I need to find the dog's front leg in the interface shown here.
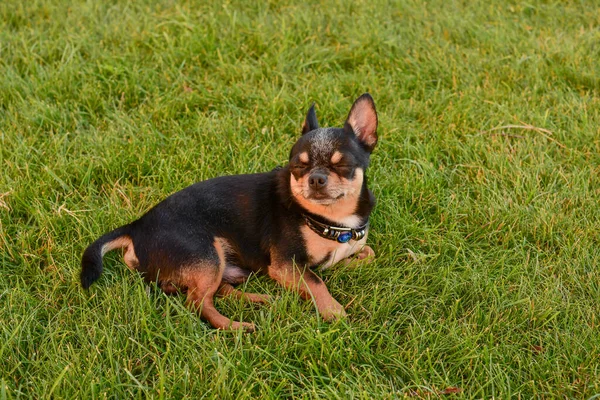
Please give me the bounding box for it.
[268,261,346,321]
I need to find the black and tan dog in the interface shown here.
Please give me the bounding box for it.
[81,93,378,331]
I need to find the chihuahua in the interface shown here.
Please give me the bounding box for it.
[81,93,378,331]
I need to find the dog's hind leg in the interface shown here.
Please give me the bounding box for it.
[184,238,255,332]
[216,283,271,304]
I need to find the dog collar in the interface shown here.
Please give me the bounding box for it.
[302,214,368,243]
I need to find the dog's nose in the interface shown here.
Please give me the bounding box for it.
[309,173,328,189]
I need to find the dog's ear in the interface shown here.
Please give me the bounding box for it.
[302,103,319,135]
[344,93,378,152]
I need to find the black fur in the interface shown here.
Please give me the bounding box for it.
[81,225,130,288]
[302,103,319,134]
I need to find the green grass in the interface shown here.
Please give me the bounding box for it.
[1,0,600,397]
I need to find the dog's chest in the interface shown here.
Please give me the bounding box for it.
[301,225,368,269]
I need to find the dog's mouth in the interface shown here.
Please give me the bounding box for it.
[290,173,348,206]
[306,191,344,204]
[309,192,329,200]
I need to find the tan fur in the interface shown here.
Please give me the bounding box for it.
[301,225,369,269]
[330,151,343,164]
[347,99,378,148]
[217,283,270,304]
[268,257,346,321]
[102,236,139,270]
[183,238,255,331]
[299,151,309,163]
[290,169,364,226]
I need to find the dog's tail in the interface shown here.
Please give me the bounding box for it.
[80,225,131,289]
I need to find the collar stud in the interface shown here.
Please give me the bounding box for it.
[303,214,368,243]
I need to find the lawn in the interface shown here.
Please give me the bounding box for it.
[1,0,599,398]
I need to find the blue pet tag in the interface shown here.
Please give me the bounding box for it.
[337,232,353,243]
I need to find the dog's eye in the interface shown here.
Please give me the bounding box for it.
[292,163,308,170]
[334,164,354,174]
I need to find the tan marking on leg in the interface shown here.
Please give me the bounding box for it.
[217,283,271,304]
[183,239,255,332]
[123,242,139,270]
[268,258,346,321]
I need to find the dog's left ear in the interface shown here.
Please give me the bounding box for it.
[344,93,378,152]
[302,103,319,134]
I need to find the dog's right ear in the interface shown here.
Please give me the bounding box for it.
[301,103,319,134]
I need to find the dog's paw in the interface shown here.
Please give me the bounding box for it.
[241,322,256,332]
[239,322,257,332]
[342,245,376,267]
[356,245,375,261]
[319,299,348,321]
[226,321,256,332]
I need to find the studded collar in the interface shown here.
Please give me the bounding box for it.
[302,213,368,243]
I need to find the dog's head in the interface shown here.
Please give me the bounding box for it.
[288,93,378,209]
